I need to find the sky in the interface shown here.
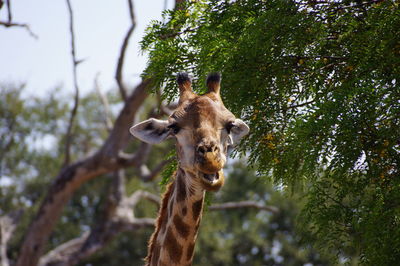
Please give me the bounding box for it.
[0,0,174,97]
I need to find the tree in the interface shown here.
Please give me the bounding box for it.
[141,0,400,264]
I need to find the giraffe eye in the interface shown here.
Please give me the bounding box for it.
[168,123,180,134]
[225,122,234,134]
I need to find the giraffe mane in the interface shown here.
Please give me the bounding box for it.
[145,177,175,265]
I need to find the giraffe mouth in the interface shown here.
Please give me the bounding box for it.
[199,170,225,191]
[201,172,219,183]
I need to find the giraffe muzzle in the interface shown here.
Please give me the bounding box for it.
[197,150,225,174]
[199,170,225,191]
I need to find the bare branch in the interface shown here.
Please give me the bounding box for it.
[0,21,38,39]
[127,0,135,24]
[0,0,38,39]
[125,190,161,207]
[117,141,152,167]
[94,74,113,131]
[6,0,11,22]
[115,0,137,101]
[209,201,279,214]
[63,0,80,167]
[100,79,150,158]
[39,232,90,266]
[137,159,171,182]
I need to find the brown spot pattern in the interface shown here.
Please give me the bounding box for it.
[192,199,203,221]
[182,206,187,216]
[173,214,190,239]
[186,242,195,261]
[165,228,183,263]
[160,212,168,234]
[176,172,187,202]
[146,181,174,265]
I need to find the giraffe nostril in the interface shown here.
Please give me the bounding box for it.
[197,143,219,156]
[197,146,206,154]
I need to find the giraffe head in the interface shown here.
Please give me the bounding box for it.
[130,73,249,191]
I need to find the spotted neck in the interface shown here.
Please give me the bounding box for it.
[146,168,205,266]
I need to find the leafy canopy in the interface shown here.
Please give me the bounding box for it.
[141,0,400,264]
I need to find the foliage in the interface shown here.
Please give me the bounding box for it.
[141,0,400,264]
[159,149,177,186]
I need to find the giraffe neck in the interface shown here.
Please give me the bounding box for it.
[146,168,205,266]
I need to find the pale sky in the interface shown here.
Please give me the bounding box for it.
[0,0,174,97]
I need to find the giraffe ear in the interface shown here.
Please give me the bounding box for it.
[229,119,250,144]
[129,118,170,144]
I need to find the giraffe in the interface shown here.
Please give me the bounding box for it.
[129,72,249,266]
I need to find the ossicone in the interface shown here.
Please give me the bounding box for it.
[176,72,194,103]
[177,72,192,85]
[206,72,221,94]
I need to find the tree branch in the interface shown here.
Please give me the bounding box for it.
[117,141,151,167]
[63,0,80,167]
[125,190,161,207]
[115,0,137,102]
[6,0,11,22]
[137,159,171,182]
[38,232,90,266]
[0,21,38,39]
[94,74,113,132]
[0,0,38,39]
